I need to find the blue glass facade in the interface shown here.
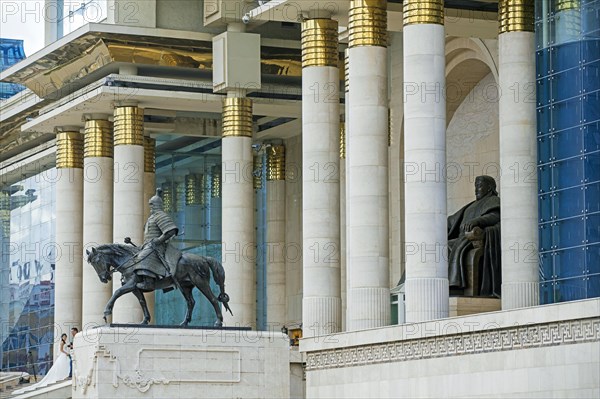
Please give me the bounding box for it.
[0,39,26,99]
[153,136,224,326]
[536,0,600,303]
[1,171,56,375]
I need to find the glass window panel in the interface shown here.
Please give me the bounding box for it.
[553,157,584,188]
[584,121,600,152]
[582,61,600,93]
[540,222,553,251]
[539,165,553,193]
[554,127,584,159]
[552,42,581,72]
[588,244,600,274]
[539,194,552,222]
[587,274,600,298]
[553,97,582,130]
[586,182,600,213]
[540,281,555,304]
[540,251,554,279]
[537,77,551,106]
[553,216,585,248]
[537,105,552,135]
[553,68,582,102]
[555,277,587,301]
[554,247,586,278]
[581,38,600,63]
[586,213,600,243]
[581,2,600,38]
[582,91,600,122]
[538,134,553,163]
[537,48,552,76]
[584,151,600,182]
[554,186,585,219]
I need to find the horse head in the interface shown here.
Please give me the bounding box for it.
[86,246,112,284]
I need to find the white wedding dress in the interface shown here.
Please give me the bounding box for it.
[12,350,70,395]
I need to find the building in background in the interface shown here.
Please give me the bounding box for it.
[0,39,26,99]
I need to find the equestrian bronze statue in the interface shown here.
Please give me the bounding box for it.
[86,189,232,327]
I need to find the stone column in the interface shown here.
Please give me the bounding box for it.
[82,118,114,328]
[143,136,156,321]
[266,145,286,328]
[112,105,145,323]
[301,17,341,337]
[341,50,348,331]
[222,95,255,327]
[498,0,539,309]
[55,128,83,355]
[403,0,449,323]
[346,0,390,330]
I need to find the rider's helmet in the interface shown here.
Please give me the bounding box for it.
[149,188,164,210]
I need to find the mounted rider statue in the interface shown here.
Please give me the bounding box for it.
[129,188,180,291]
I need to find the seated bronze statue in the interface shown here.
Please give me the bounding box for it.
[448,175,501,297]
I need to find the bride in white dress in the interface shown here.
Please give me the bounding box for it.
[13,333,71,395]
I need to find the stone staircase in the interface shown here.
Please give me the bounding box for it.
[0,374,72,399]
[0,373,30,399]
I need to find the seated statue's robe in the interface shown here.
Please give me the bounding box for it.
[447,194,501,296]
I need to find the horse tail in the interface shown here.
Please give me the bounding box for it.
[208,258,233,316]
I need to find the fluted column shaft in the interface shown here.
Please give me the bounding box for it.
[266,146,287,328]
[112,106,145,323]
[301,18,341,337]
[82,119,114,328]
[498,0,539,309]
[222,96,256,327]
[346,0,390,330]
[403,0,449,323]
[55,130,83,356]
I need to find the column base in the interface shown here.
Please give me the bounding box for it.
[405,278,449,323]
[347,287,390,331]
[303,296,342,337]
[501,281,539,310]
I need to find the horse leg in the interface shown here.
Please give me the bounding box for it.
[179,284,195,327]
[194,277,223,328]
[132,289,151,325]
[103,278,137,323]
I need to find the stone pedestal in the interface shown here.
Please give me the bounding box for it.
[72,326,290,399]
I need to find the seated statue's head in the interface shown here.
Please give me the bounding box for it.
[149,188,164,213]
[475,175,498,200]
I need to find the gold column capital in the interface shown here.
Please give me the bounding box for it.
[267,145,286,181]
[403,0,444,26]
[499,0,534,34]
[344,50,349,92]
[556,0,580,11]
[185,174,205,206]
[56,131,84,169]
[349,0,387,48]
[84,119,113,158]
[222,97,253,138]
[113,106,144,146]
[301,18,339,68]
[211,166,222,198]
[144,137,156,173]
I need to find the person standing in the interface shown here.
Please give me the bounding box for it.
[68,327,78,378]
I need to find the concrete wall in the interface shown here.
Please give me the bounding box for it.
[446,72,500,214]
[301,299,600,398]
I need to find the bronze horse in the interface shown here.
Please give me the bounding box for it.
[86,244,232,326]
